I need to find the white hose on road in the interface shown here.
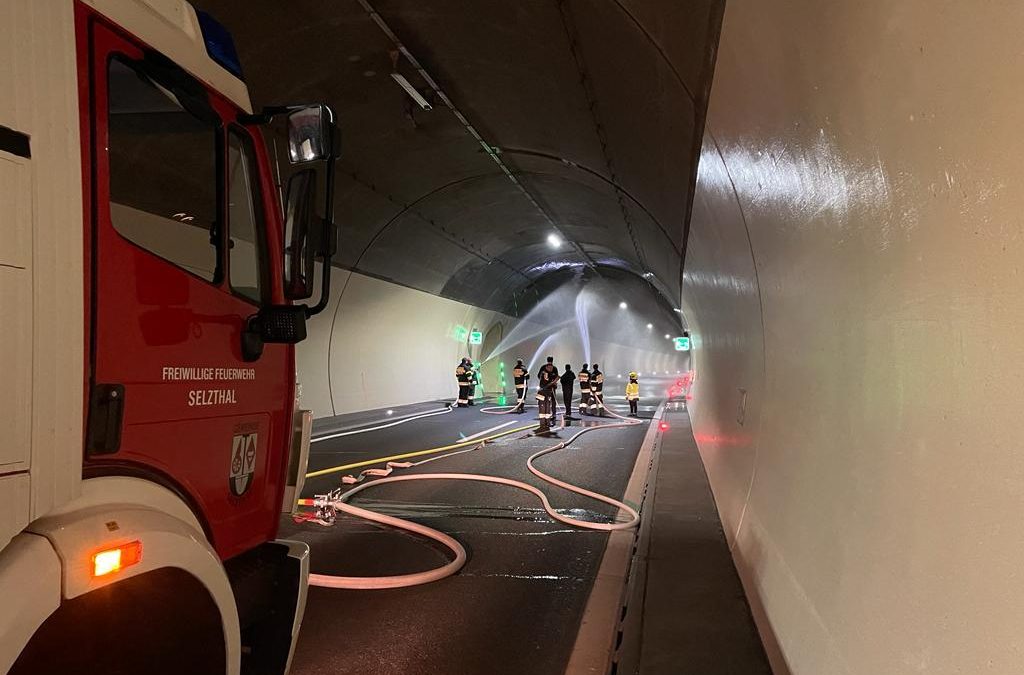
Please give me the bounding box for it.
[302,394,645,590]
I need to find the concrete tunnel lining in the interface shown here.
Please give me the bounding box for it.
[191,0,721,316]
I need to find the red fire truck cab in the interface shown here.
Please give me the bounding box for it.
[0,1,335,672]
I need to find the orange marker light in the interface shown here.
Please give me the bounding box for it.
[92,541,142,578]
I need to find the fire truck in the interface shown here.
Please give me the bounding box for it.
[0,1,337,672]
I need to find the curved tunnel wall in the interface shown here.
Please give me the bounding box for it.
[297,270,506,417]
[297,271,686,418]
[684,2,1024,673]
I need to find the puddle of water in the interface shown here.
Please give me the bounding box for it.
[457,573,586,582]
[349,499,628,524]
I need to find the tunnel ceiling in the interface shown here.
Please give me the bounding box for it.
[194,0,724,316]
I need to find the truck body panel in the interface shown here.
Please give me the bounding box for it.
[80,11,294,558]
[0,1,319,668]
[0,0,85,546]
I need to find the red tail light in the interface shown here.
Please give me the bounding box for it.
[658,421,670,432]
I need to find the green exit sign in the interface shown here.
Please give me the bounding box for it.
[674,336,690,351]
[469,329,483,345]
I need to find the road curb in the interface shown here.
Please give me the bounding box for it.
[564,401,667,675]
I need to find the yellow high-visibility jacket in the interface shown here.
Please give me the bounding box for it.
[625,381,640,400]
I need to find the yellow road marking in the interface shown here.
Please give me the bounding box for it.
[305,422,538,479]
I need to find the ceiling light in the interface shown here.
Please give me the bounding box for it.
[619,302,628,309]
[646,323,653,329]
[664,334,671,339]
[547,233,562,248]
[643,272,654,278]
[673,308,682,313]
[391,73,432,110]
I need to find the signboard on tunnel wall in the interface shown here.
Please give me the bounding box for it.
[469,329,483,345]
[674,336,690,351]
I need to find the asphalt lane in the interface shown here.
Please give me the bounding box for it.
[283,389,664,675]
[303,402,535,498]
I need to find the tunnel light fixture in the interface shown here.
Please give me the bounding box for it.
[673,308,681,313]
[619,302,628,310]
[643,272,654,278]
[547,233,562,248]
[391,72,433,110]
[646,323,653,329]
[664,334,671,339]
[386,409,394,416]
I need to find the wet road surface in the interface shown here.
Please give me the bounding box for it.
[283,394,662,675]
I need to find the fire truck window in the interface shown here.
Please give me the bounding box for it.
[227,130,266,304]
[106,57,219,282]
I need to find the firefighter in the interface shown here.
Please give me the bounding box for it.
[512,358,529,412]
[578,363,591,415]
[455,358,470,407]
[560,364,576,420]
[626,371,640,416]
[536,356,559,431]
[590,362,605,416]
[466,357,478,406]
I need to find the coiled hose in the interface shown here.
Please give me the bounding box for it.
[298,393,641,590]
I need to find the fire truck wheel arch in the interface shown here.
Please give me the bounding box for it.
[2,477,243,673]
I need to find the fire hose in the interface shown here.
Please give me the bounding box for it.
[296,392,642,590]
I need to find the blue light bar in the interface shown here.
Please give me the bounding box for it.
[195,10,244,80]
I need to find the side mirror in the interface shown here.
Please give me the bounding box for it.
[283,169,316,300]
[241,305,308,362]
[287,106,330,163]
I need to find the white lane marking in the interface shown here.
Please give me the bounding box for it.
[312,406,454,443]
[459,420,518,442]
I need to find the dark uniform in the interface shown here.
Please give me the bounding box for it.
[590,363,605,416]
[466,358,478,406]
[560,365,576,418]
[578,364,591,415]
[536,358,559,429]
[455,359,470,407]
[512,359,529,411]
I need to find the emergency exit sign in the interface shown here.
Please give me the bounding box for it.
[674,336,690,351]
[469,329,483,345]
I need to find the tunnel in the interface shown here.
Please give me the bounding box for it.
[68,0,1019,673]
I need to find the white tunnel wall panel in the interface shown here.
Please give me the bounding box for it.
[298,271,687,418]
[297,270,505,417]
[685,2,1024,674]
[681,136,765,547]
